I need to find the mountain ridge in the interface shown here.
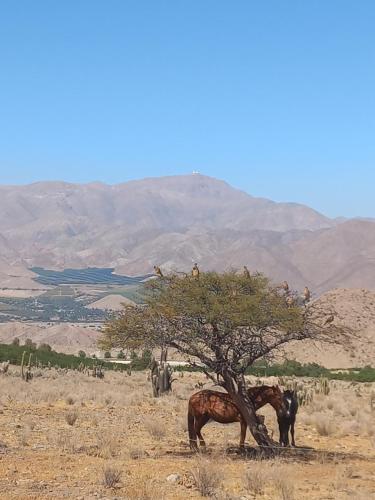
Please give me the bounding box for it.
[0,174,374,292]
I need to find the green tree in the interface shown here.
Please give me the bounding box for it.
[104,351,111,359]
[100,271,347,449]
[24,338,36,349]
[117,350,125,359]
[78,350,86,359]
[39,343,52,352]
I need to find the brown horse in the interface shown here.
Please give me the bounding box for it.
[188,385,285,450]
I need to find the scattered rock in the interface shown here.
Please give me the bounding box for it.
[166,473,181,483]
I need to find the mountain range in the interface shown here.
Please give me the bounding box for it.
[0,174,375,293]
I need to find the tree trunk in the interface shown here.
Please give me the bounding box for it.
[222,371,276,450]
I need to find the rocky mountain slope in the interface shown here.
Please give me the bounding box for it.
[0,322,100,355]
[0,174,375,292]
[283,288,375,368]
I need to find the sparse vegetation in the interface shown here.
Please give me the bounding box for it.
[144,416,166,440]
[0,362,373,498]
[274,472,295,500]
[102,465,121,488]
[65,408,78,426]
[0,342,117,371]
[315,417,335,436]
[244,463,268,495]
[191,457,221,496]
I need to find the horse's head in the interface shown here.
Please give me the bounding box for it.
[248,385,287,416]
[269,385,287,417]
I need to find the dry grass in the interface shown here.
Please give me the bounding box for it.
[17,429,30,447]
[65,408,78,426]
[124,477,156,499]
[0,368,374,499]
[144,416,166,440]
[274,475,295,500]
[190,457,222,497]
[95,431,118,458]
[314,417,335,436]
[102,465,122,488]
[244,462,268,495]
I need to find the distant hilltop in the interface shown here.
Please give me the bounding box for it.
[0,174,375,292]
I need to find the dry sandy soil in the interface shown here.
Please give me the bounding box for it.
[0,369,374,499]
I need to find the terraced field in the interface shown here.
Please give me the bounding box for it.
[31,267,153,286]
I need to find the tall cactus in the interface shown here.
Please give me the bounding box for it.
[318,377,330,396]
[150,356,173,397]
[21,351,33,382]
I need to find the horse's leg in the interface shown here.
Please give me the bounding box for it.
[195,415,209,448]
[278,419,284,446]
[188,403,198,451]
[291,419,296,447]
[239,418,247,448]
[278,419,289,446]
[285,422,290,446]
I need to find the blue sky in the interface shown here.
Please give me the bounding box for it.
[0,1,374,217]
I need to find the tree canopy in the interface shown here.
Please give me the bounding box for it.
[100,270,348,448]
[100,271,341,372]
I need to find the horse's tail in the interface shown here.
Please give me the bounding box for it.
[187,399,197,451]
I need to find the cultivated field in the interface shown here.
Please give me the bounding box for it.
[0,369,374,499]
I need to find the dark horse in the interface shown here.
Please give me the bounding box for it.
[188,385,285,450]
[278,390,298,446]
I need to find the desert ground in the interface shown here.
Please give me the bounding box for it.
[0,368,374,499]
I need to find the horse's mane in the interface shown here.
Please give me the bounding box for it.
[247,385,275,399]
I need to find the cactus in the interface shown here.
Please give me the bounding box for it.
[318,377,330,396]
[296,387,314,406]
[0,360,9,374]
[91,363,104,379]
[370,392,375,412]
[150,357,173,397]
[21,351,33,382]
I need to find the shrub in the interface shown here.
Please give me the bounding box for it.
[12,338,20,346]
[274,476,295,500]
[191,458,221,497]
[65,409,78,426]
[39,343,52,352]
[315,417,334,436]
[78,350,86,358]
[130,350,152,370]
[95,432,118,458]
[102,465,121,488]
[144,417,166,440]
[24,338,37,349]
[117,350,125,359]
[104,351,111,359]
[244,464,268,495]
[128,446,148,460]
